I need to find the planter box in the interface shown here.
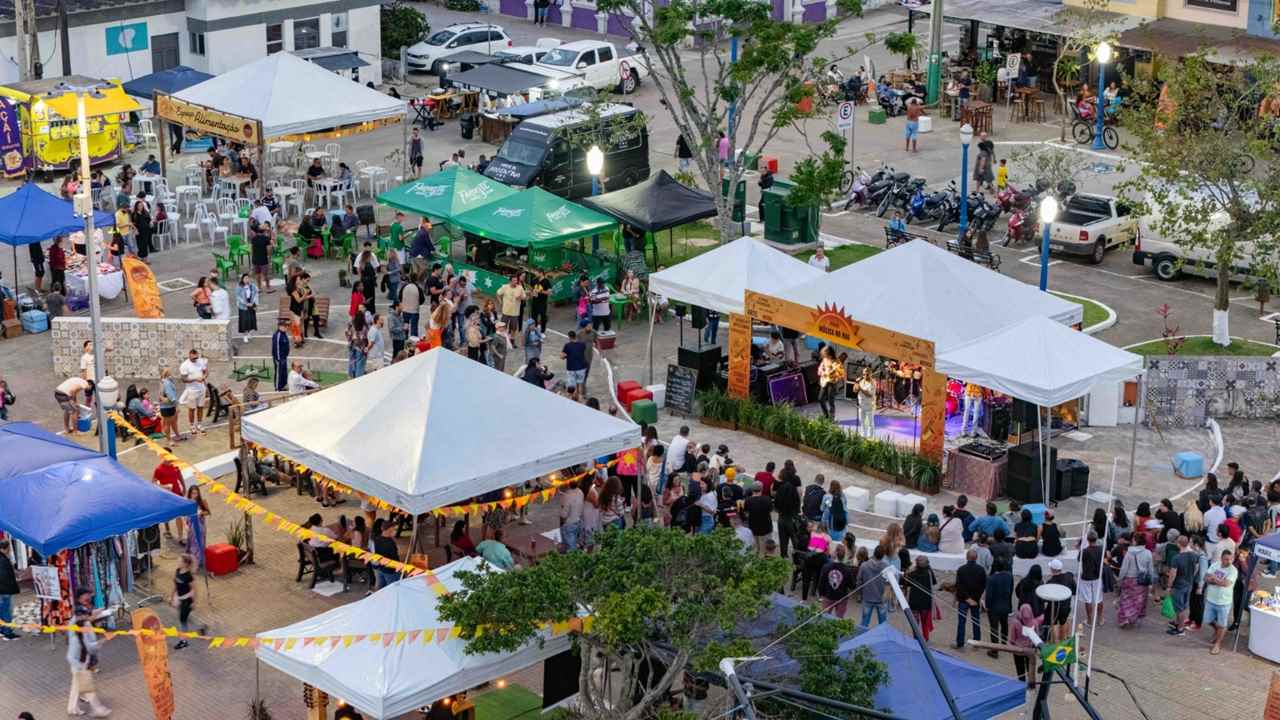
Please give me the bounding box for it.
[702,418,737,431]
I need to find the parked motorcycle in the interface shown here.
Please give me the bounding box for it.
[935,189,984,233]
[843,165,891,209]
[870,171,910,216]
[877,175,921,218]
[960,196,1001,250]
[1005,203,1039,246]
[907,181,955,225]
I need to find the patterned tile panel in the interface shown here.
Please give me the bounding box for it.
[51,317,231,379]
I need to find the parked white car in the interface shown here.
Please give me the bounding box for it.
[406,23,512,74]
[1046,193,1139,264]
[533,40,649,94]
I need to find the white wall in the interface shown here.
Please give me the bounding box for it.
[203,23,267,74]
[0,13,187,85]
[347,4,381,85]
[190,0,330,22]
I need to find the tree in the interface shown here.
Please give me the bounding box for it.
[884,31,920,71]
[755,607,888,719]
[1007,144,1089,196]
[593,0,873,242]
[1049,0,1116,142]
[1118,53,1280,345]
[381,1,427,59]
[437,527,790,720]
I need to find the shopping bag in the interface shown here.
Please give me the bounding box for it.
[1160,595,1175,620]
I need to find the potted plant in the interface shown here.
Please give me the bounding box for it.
[226,518,249,566]
[974,61,998,102]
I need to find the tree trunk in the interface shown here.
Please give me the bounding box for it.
[1213,255,1231,346]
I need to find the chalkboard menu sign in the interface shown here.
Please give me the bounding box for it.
[622,250,649,278]
[665,363,698,416]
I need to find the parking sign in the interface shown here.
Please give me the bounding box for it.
[835,101,854,131]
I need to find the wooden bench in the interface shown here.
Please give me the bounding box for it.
[884,227,932,248]
[945,239,1002,272]
[275,294,332,328]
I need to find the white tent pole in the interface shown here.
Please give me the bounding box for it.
[1127,372,1143,487]
[1083,457,1117,685]
[646,291,657,386]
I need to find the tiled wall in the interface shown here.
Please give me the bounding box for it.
[51,317,231,380]
[1144,356,1280,427]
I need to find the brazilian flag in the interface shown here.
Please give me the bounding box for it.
[1039,638,1076,670]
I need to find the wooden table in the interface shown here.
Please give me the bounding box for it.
[481,114,519,144]
[1011,86,1038,122]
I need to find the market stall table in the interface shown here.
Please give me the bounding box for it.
[1250,597,1280,663]
[67,262,125,300]
[943,448,1007,499]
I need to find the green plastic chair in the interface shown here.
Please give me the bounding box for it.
[227,235,249,267]
[271,246,286,276]
[212,251,236,282]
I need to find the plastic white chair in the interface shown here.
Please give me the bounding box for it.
[153,219,175,251]
[139,119,157,149]
[184,206,206,244]
[371,168,390,196]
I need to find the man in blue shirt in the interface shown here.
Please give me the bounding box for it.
[561,330,589,401]
[271,317,290,391]
[969,501,1010,539]
[140,154,161,174]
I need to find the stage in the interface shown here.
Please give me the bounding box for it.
[801,398,970,450]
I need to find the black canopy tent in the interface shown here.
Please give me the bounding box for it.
[446,63,553,96]
[579,170,717,266]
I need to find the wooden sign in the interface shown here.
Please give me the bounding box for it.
[122,256,164,318]
[665,364,698,416]
[726,312,752,399]
[155,94,260,145]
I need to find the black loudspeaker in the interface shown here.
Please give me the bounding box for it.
[689,305,707,330]
[986,404,1012,443]
[356,205,375,225]
[1006,442,1058,503]
[1057,459,1090,497]
[137,525,161,554]
[678,345,722,389]
[674,304,687,318]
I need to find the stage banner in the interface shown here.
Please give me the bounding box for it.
[155,94,260,145]
[132,608,176,720]
[122,256,165,318]
[727,312,752,399]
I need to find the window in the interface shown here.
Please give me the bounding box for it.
[266,23,283,54]
[578,50,598,67]
[189,31,205,56]
[488,30,505,43]
[331,12,348,49]
[597,45,613,62]
[294,17,320,51]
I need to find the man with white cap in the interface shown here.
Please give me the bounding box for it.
[1046,558,1074,642]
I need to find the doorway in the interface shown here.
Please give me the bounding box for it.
[151,32,179,71]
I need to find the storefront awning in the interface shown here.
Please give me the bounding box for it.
[40,84,141,118]
[1117,18,1280,64]
[308,51,370,72]
[912,0,1143,38]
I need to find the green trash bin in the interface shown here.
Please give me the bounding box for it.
[721,177,746,223]
[762,179,807,245]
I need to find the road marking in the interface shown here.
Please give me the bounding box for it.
[1019,255,1062,268]
[1093,268,1150,280]
[1262,312,1280,322]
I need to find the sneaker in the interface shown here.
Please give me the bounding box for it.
[0,634,15,641]
[174,640,189,650]
[1166,627,1186,637]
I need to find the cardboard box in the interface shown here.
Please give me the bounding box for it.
[1,298,15,321]
[1,319,22,339]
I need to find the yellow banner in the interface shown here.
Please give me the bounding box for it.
[155,94,260,145]
[131,608,176,720]
[122,256,165,318]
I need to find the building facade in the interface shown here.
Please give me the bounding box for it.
[0,0,382,86]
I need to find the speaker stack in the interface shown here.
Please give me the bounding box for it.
[678,345,722,390]
[1006,442,1059,504]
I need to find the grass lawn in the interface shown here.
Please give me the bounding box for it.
[471,685,571,719]
[798,243,882,270]
[649,220,722,267]
[313,370,348,387]
[1049,292,1110,330]
[1126,336,1278,356]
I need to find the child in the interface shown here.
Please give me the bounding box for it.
[996,158,1009,191]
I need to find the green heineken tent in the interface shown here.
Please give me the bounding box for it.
[376,167,516,222]
[451,186,619,249]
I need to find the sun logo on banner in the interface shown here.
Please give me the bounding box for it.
[809,303,862,349]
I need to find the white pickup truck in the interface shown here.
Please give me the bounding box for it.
[525,40,650,94]
[1047,194,1140,264]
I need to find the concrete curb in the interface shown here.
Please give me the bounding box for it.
[1050,291,1117,335]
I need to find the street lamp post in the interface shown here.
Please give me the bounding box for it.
[51,81,110,452]
[1092,41,1112,151]
[1038,196,1059,292]
[587,144,604,252]
[957,123,973,245]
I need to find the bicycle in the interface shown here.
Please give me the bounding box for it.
[1070,103,1119,150]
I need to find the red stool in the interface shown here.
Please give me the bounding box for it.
[205,543,239,576]
[763,156,779,174]
[617,380,642,401]
[621,387,653,412]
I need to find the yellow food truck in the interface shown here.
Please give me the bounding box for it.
[0,75,141,173]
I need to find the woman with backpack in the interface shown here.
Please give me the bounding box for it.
[821,479,848,542]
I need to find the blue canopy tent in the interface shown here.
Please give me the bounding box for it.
[0,183,116,298]
[834,624,1027,720]
[0,422,196,556]
[121,66,213,101]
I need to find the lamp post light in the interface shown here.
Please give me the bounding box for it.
[1092,41,1112,151]
[957,123,973,245]
[1038,195,1059,292]
[587,144,604,252]
[49,80,110,453]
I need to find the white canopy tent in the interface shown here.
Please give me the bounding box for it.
[777,240,1083,353]
[935,316,1143,407]
[256,557,572,719]
[647,236,825,316]
[242,348,640,514]
[171,52,406,137]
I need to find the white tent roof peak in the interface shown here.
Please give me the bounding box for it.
[241,348,640,513]
[777,239,1082,353]
[172,52,405,137]
[935,315,1143,407]
[256,557,572,719]
[647,236,825,316]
